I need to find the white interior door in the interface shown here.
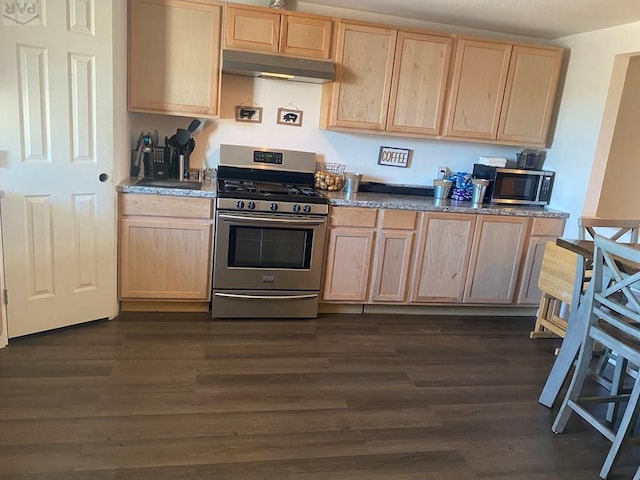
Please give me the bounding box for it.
[0,1,117,338]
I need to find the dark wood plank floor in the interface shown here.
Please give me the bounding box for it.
[0,313,637,479]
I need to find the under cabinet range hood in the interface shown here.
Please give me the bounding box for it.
[222,50,335,84]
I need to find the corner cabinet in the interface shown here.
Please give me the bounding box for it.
[128,0,223,117]
[444,37,563,146]
[119,194,214,301]
[225,4,333,59]
[321,21,453,134]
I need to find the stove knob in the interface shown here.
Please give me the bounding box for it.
[293,204,301,213]
[270,202,278,211]
[236,200,245,209]
[247,201,256,210]
[303,205,312,213]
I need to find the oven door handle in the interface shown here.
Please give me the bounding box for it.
[214,292,319,300]
[218,213,326,227]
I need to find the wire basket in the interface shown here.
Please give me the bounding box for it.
[517,149,546,170]
[314,162,346,191]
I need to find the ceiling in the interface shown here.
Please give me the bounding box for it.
[299,0,640,39]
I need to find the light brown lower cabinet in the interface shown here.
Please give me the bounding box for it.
[516,217,567,304]
[410,212,476,303]
[369,210,416,303]
[322,207,376,302]
[323,206,565,307]
[119,194,214,301]
[463,215,529,304]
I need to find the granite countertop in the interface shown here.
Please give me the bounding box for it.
[116,179,569,219]
[117,177,217,198]
[323,191,569,218]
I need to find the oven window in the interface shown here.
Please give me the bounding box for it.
[228,226,313,269]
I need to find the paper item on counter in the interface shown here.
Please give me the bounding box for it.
[478,156,507,167]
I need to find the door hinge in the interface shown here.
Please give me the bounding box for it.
[2,288,6,305]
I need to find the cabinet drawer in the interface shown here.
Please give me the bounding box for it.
[120,194,213,219]
[531,217,565,236]
[330,207,377,228]
[378,209,417,230]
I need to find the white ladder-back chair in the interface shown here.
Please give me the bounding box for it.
[578,217,640,243]
[552,235,640,479]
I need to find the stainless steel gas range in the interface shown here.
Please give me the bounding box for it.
[211,145,329,319]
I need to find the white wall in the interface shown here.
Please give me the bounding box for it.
[130,73,519,185]
[547,22,640,235]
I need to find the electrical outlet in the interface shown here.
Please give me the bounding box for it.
[435,166,450,180]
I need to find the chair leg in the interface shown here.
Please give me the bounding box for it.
[552,335,596,433]
[599,375,640,479]
[606,355,627,424]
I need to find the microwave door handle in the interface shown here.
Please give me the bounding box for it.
[535,176,544,201]
[218,213,326,227]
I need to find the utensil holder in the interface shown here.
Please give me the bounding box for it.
[344,172,362,193]
[471,178,490,205]
[433,179,452,199]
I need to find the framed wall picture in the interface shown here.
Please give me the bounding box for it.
[277,108,303,127]
[235,106,263,123]
[378,146,411,168]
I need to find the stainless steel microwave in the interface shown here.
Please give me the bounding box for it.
[472,164,555,206]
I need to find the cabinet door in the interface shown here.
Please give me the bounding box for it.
[369,229,414,303]
[322,227,374,302]
[325,22,396,130]
[497,45,563,145]
[444,38,512,140]
[516,217,566,304]
[516,236,550,304]
[410,213,476,303]
[464,216,529,304]
[225,6,280,53]
[281,14,333,59]
[119,218,213,300]
[387,31,454,135]
[129,0,222,117]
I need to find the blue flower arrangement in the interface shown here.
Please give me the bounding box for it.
[449,172,473,201]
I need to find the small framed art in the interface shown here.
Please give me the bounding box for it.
[235,106,263,123]
[277,108,303,127]
[378,146,411,168]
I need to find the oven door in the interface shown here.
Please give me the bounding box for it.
[213,210,327,291]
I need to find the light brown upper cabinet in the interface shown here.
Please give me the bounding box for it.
[443,38,512,141]
[225,5,333,59]
[128,0,223,118]
[444,37,563,146]
[321,21,397,131]
[497,45,564,145]
[387,31,454,135]
[321,21,454,134]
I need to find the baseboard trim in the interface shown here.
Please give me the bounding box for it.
[320,303,537,316]
[120,301,210,312]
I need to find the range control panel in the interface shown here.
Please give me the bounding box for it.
[217,198,328,215]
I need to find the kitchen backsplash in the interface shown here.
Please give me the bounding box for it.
[128,74,521,187]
